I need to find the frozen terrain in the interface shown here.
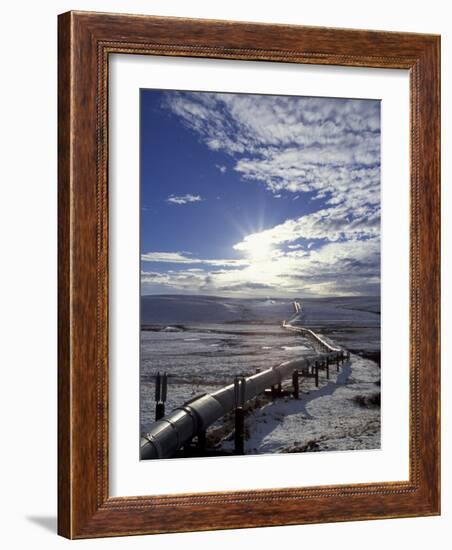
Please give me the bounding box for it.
[221,354,380,454]
[140,294,380,455]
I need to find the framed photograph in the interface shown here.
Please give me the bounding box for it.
[58,11,440,538]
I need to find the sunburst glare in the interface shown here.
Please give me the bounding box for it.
[234,230,275,263]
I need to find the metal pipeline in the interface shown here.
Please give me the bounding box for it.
[140,348,342,460]
[282,322,342,353]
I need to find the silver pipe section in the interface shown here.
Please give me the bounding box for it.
[282,320,342,353]
[141,347,342,460]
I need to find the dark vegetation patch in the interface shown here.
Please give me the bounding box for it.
[348,349,381,366]
[284,440,322,453]
[141,324,186,332]
[353,392,381,408]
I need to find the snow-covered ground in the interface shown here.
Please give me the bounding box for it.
[221,354,380,454]
[140,322,313,430]
[140,295,380,455]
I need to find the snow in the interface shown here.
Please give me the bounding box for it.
[140,295,381,455]
[281,345,310,352]
[230,354,380,454]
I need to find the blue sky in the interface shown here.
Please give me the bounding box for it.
[140,89,380,297]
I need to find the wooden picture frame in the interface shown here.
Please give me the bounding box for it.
[58,11,440,539]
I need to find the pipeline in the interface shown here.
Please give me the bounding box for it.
[141,344,345,460]
[282,321,341,353]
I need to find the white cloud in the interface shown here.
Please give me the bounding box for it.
[163,93,379,180]
[233,203,379,257]
[166,194,203,205]
[141,251,249,268]
[141,233,380,298]
[150,91,381,297]
[162,91,380,223]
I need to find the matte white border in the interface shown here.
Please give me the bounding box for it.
[109,55,409,497]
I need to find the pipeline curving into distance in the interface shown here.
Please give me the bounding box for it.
[141,310,346,460]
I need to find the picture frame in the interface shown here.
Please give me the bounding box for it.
[58,10,440,539]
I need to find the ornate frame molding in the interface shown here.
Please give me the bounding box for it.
[58,11,440,538]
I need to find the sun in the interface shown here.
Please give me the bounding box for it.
[241,233,274,262]
[248,239,272,261]
[233,226,276,264]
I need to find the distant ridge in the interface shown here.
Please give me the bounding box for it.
[140,295,380,326]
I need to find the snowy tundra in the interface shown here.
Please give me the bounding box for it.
[140,295,380,455]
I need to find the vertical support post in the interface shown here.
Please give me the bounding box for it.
[292,370,299,399]
[277,383,282,395]
[155,371,167,421]
[197,430,206,451]
[315,361,319,387]
[234,408,245,455]
[234,376,246,455]
[155,371,161,402]
[155,402,165,421]
[336,353,340,372]
[161,372,167,403]
[326,357,330,380]
[155,372,161,421]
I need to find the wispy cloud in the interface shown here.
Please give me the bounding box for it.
[166,194,203,205]
[141,235,380,297]
[143,91,381,297]
[141,251,249,268]
[162,92,380,209]
[162,91,380,246]
[233,203,380,256]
